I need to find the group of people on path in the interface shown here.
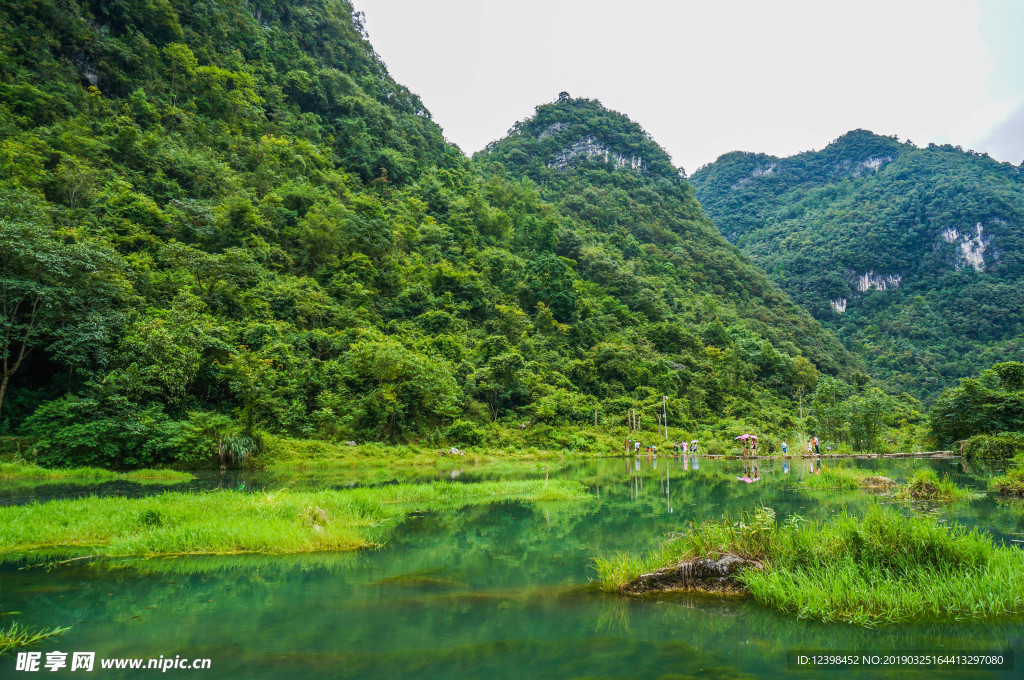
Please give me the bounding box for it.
[627,439,698,455]
[630,440,658,455]
[741,436,820,457]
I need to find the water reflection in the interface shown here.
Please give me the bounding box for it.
[2,456,1022,679]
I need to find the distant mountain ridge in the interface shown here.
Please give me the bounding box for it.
[691,131,1024,397]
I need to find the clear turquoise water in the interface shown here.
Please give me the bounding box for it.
[2,456,1023,679]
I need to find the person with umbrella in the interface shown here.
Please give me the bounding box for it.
[734,434,756,457]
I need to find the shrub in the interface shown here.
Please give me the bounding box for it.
[162,411,234,468]
[705,440,726,456]
[963,432,1024,460]
[896,469,982,502]
[445,419,483,446]
[23,395,172,469]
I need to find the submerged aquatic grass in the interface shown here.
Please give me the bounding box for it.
[0,479,589,561]
[0,623,71,656]
[896,469,983,502]
[0,462,193,484]
[594,506,1024,627]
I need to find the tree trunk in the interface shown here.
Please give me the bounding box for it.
[0,373,9,422]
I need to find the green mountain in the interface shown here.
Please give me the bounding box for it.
[0,0,851,467]
[473,95,853,375]
[690,130,1024,398]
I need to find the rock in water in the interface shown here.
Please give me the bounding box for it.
[302,505,328,527]
[623,553,762,594]
[861,475,897,489]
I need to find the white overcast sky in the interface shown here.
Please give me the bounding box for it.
[354,0,1024,173]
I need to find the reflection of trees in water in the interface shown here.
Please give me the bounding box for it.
[7,456,1023,680]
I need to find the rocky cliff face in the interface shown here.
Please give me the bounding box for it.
[548,135,646,171]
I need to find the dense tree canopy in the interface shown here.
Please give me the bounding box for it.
[1,0,860,466]
[929,362,1024,446]
[691,131,1024,399]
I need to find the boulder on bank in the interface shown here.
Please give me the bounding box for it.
[622,553,762,595]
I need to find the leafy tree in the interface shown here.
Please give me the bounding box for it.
[810,376,852,442]
[846,388,894,451]
[0,197,129,420]
[929,362,1024,445]
[344,337,460,438]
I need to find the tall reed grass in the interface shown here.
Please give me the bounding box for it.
[594,506,1024,626]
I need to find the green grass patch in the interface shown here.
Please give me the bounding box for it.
[0,623,71,656]
[263,426,631,470]
[896,469,983,502]
[0,462,193,484]
[0,479,589,561]
[803,466,866,490]
[991,457,1024,496]
[594,506,1024,627]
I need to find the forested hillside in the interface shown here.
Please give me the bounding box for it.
[0,0,852,468]
[690,131,1024,398]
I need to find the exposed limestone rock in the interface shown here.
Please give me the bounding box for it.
[622,553,763,595]
[833,156,892,177]
[830,298,847,313]
[959,223,987,272]
[548,136,644,171]
[854,271,902,292]
[731,163,777,189]
[537,122,566,140]
[75,53,99,87]
[941,223,991,272]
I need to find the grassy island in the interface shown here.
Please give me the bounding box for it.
[803,466,872,490]
[594,506,1024,627]
[0,462,194,484]
[896,469,983,502]
[991,456,1024,496]
[0,480,588,561]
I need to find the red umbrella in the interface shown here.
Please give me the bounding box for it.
[734,434,754,440]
